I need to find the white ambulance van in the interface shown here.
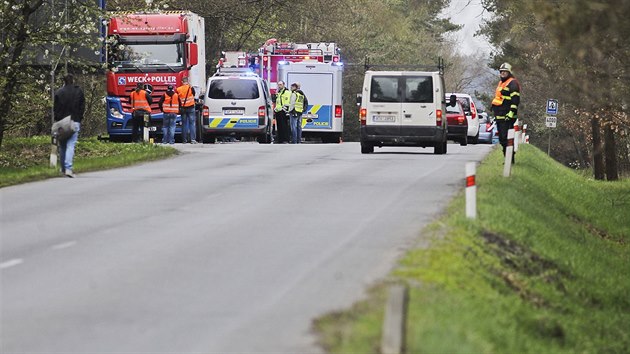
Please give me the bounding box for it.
[359,71,448,154]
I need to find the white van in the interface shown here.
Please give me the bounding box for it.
[278,61,344,143]
[200,68,273,143]
[359,71,448,154]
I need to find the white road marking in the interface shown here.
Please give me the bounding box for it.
[51,241,77,250]
[0,259,24,269]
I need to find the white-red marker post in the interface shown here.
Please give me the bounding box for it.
[503,129,515,177]
[513,120,520,152]
[522,124,528,144]
[466,162,476,219]
[143,112,150,143]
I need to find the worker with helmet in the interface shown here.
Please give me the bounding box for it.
[491,62,521,162]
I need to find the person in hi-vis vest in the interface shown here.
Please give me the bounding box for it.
[130,82,153,143]
[288,83,306,144]
[177,77,197,144]
[274,81,291,143]
[158,85,179,144]
[491,62,521,162]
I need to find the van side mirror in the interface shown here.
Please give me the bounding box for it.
[356,93,362,106]
[449,94,457,107]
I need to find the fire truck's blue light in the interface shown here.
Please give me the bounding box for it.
[278,61,288,65]
[332,61,344,66]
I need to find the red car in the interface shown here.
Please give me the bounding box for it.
[445,99,468,146]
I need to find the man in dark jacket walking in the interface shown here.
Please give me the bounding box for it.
[54,74,85,178]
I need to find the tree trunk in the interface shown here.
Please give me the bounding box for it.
[591,116,605,180]
[603,121,619,181]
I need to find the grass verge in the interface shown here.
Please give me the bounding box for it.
[314,144,630,353]
[0,136,178,188]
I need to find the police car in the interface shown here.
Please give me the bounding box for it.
[200,68,273,143]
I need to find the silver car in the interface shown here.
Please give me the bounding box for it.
[477,112,498,144]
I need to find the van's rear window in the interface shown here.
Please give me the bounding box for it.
[404,76,433,103]
[370,77,399,102]
[457,97,471,112]
[209,79,259,99]
[370,76,433,103]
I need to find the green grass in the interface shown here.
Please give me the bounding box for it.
[315,144,630,353]
[0,136,178,187]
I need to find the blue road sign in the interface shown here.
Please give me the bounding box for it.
[546,99,558,115]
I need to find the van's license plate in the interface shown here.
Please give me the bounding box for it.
[372,115,396,122]
[223,109,244,115]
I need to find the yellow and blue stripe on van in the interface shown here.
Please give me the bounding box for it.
[207,117,259,129]
[301,105,332,129]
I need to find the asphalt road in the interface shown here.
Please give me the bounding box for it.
[1,142,492,353]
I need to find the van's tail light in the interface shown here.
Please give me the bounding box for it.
[334,105,342,118]
[203,105,209,118]
[258,106,266,125]
[436,109,443,126]
[360,108,367,126]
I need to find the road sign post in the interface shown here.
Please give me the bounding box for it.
[546,99,558,115]
[545,99,558,156]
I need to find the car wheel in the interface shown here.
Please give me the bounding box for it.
[434,140,447,154]
[196,113,204,143]
[470,129,479,144]
[460,134,468,146]
[202,134,216,144]
[361,141,374,154]
[258,125,272,144]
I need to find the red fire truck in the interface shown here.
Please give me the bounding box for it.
[253,39,341,94]
[104,11,206,141]
[213,40,344,142]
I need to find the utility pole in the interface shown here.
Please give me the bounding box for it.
[50,0,57,168]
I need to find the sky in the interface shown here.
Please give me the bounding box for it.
[442,0,493,55]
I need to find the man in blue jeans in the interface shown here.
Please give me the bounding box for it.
[54,74,85,178]
[177,77,197,144]
[288,83,306,144]
[159,84,178,144]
